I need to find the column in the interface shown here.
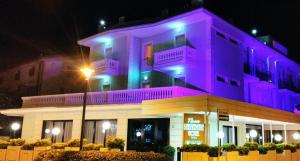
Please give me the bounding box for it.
[231,115,235,145]
[262,122,265,144]
[284,124,287,143]
[117,118,128,150]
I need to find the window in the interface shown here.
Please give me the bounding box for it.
[222,126,238,145]
[216,75,226,83]
[229,38,239,45]
[42,120,73,143]
[127,118,170,152]
[14,71,20,80]
[216,31,226,39]
[105,47,113,55]
[144,43,153,66]
[29,66,35,77]
[175,34,186,46]
[84,120,117,144]
[230,80,239,87]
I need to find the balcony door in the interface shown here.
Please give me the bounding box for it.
[143,43,153,67]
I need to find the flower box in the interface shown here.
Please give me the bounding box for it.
[100,148,109,152]
[208,156,226,161]
[5,146,22,161]
[291,152,297,161]
[259,154,269,161]
[248,151,259,161]
[267,150,276,161]
[33,146,51,159]
[19,150,33,161]
[65,147,80,151]
[284,150,292,161]
[239,155,250,161]
[276,153,285,161]
[0,149,6,161]
[224,151,239,161]
[182,152,209,161]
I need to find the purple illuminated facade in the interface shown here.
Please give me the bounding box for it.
[78,8,300,114]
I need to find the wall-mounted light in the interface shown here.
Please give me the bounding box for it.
[51,127,61,136]
[249,129,258,138]
[293,132,300,140]
[251,28,258,36]
[274,134,283,142]
[143,76,148,81]
[167,21,185,33]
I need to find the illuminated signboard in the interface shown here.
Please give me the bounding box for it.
[183,114,205,145]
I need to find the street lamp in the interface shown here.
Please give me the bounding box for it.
[79,67,94,150]
[11,122,20,138]
[102,121,111,147]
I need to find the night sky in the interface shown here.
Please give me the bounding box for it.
[0,0,299,69]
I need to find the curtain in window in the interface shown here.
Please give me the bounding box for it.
[85,120,117,144]
[84,121,95,143]
[42,120,73,143]
[63,121,73,142]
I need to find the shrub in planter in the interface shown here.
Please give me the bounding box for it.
[21,143,35,150]
[66,138,87,147]
[208,146,222,157]
[292,143,300,150]
[106,137,125,150]
[35,150,171,161]
[182,144,210,152]
[236,146,249,156]
[276,144,284,154]
[221,144,236,152]
[264,143,276,151]
[163,145,175,157]
[258,145,268,154]
[33,139,51,147]
[244,142,259,151]
[51,143,67,150]
[0,139,10,149]
[9,138,25,146]
[284,144,297,153]
[82,143,104,151]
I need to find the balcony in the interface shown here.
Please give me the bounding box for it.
[22,86,204,107]
[153,45,197,70]
[92,59,119,76]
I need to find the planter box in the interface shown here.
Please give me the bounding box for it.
[225,151,239,161]
[248,151,259,161]
[182,152,208,161]
[6,146,21,161]
[19,150,33,161]
[291,152,298,161]
[0,149,6,161]
[276,153,285,161]
[109,148,120,152]
[284,150,292,161]
[100,148,109,152]
[239,155,249,161]
[33,146,51,159]
[208,156,226,161]
[259,154,269,161]
[267,150,276,161]
[65,147,80,151]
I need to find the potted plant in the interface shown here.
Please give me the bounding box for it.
[244,142,259,161]
[264,143,276,161]
[51,142,67,150]
[6,138,25,161]
[237,146,249,161]
[82,143,103,151]
[222,144,238,161]
[106,137,125,152]
[32,139,51,159]
[182,144,209,161]
[163,145,176,161]
[19,143,34,161]
[275,144,285,161]
[65,138,87,151]
[258,145,269,161]
[208,146,225,161]
[0,139,9,161]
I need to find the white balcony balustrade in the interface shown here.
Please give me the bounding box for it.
[22,86,204,107]
[92,58,119,76]
[154,45,197,69]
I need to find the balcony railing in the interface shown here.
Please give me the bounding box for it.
[92,59,119,76]
[22,86,204,107]
[153,45,197,69]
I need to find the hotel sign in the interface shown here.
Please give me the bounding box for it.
[183,114,205,145]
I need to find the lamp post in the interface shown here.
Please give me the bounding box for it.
[79,67,94,150]
[11,122,20,138]
[102,121,111,147]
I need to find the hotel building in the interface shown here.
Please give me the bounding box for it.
[1,8,300,155]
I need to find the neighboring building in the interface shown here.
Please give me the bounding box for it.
[2,8,300,158]
[0,56,85,96]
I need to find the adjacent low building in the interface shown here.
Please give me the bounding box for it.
[1,8,300,156]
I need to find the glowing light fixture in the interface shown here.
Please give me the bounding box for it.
[293,133,300,140]
[80,67,94,80]
[136,131,142,137]
[249,129,258,138]
[45,129,51,134]
[100,19,106,26]
[167,22,185,33]
[251,28,258,36]
[143,76,148,81]
[246,133,250,139]
[274,134,283,142]
[217,131,224,139]
[102,121,111,130]
[51,127,61,135]
[11,122,21,131]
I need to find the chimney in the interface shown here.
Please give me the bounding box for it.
[118,16,126,24]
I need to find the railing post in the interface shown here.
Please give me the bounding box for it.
[177,147,181,161]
